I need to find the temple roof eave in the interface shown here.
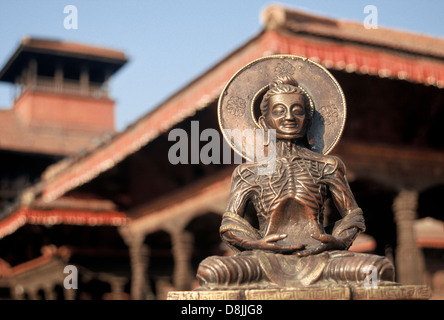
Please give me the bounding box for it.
[0,37,128,83]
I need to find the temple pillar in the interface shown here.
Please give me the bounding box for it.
[63,287,76,300]
[27,58,37,88]
[19,68,26,95]
[43,284,56,300]
[103,68,111,98]
[169,228,195,291]
[54,63,64,92]
[11,285,25,300]
[119,227,155,300]
[80,65,89,96]
[109,276,127,300]
[129,235,153,300]
[27,287,39,300]
[14,75,20,100]
[393,190,425,285]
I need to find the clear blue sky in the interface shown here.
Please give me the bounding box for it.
[1,0,444,131]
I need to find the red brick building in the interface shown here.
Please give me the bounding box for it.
[0,37,128,299]
[0,38,127,209]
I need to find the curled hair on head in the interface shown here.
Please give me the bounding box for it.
[270,75,299,89]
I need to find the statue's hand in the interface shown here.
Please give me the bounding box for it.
[296,234,348,257]
[245,234,305,253]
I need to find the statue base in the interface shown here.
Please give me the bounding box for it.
[167,284,431,300]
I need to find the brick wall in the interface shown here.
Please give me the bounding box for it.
[14,90,115,133]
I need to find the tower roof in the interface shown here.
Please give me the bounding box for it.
[0,37,128,83]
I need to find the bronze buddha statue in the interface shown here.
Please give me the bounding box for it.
[196,58,395,289]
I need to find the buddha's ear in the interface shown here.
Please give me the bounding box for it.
[258,116,267,129]
[307,131,314,146]
[258,116,271,147]
[304,118,314,146]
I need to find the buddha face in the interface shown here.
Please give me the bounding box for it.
[263,92,307,140]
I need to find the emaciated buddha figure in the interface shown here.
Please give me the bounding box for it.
[196,60,395,289]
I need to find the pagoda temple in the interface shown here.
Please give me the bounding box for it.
[0,37,129,299]
[0,37,127,211]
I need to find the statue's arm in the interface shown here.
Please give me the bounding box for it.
[219,165,260,252]
[324,156,366,249]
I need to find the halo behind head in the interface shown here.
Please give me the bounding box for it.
[218,55,346,160]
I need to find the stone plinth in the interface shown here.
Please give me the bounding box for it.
[167,285,431,300]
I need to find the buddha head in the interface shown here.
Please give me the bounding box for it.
[259,76,313,144]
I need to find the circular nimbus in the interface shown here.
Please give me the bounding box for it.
[218,54,346,161]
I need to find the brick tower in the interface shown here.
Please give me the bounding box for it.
[0,37,127,208]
